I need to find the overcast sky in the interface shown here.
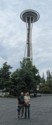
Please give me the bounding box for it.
[0,0,52,77]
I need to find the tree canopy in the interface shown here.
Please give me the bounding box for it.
[0,59,40,95]
[0,62,12,90]
[11,59,40,94]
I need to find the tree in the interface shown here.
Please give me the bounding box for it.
[0,62,12,91]
[11,59,40,94]
[0,60,41,96]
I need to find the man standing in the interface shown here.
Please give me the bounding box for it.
[17,92,24,118]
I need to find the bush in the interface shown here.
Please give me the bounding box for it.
[40,85,51,93]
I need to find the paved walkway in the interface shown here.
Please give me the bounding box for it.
[0,95,52,125]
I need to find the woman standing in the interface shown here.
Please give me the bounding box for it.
[24,92,30,119]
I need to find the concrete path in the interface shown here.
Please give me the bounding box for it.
[0,95,52,125]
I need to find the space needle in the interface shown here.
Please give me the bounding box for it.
[20,9,40,61]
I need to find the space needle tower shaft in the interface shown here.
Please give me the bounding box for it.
[26,17,32,60]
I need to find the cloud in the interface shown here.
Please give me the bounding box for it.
[0,0,52,76]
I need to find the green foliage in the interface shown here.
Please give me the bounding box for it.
[0,62,12,91]
[11,59,40,94]
[0,60,41,96]
[40,85,51,93]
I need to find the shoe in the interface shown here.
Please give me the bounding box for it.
[24,117,26,119]
[21,116,24,119]
[18,115,20,119]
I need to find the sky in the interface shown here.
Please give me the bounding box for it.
[0,0,52,77]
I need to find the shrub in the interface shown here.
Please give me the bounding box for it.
[40,85,51,93]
